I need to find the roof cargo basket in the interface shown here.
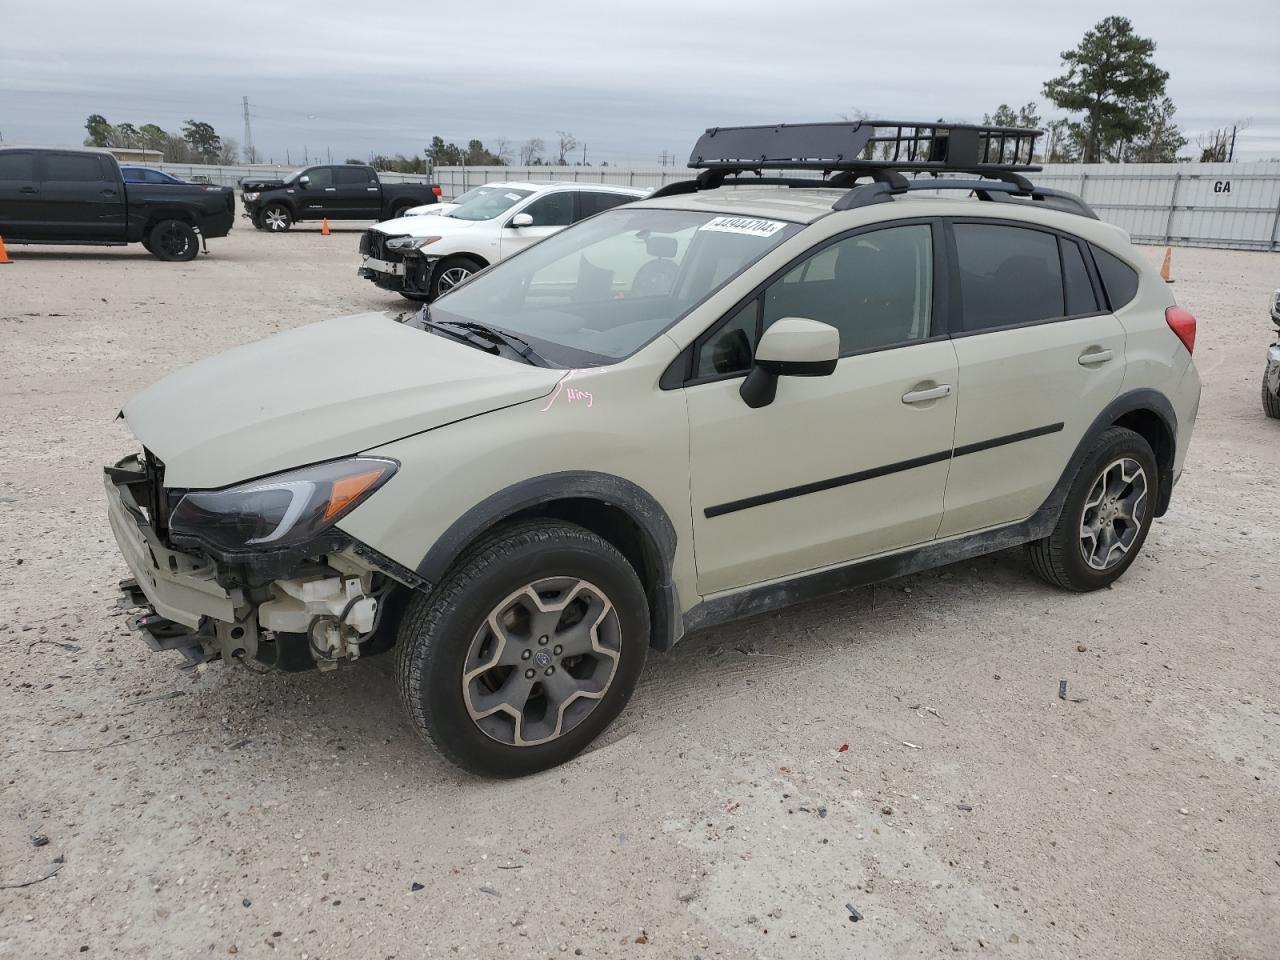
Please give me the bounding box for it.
[650,120,1097,218]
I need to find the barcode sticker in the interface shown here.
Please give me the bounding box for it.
[698,216,787,238]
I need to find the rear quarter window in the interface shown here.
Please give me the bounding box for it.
[1090,244,1140,310]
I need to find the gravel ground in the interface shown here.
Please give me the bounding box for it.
[1,220,1278,960]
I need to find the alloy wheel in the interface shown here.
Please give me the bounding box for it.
[437,265,472,294]
[264,209,289,231]
[461,577,621,747]
[1079,457,1148,570]
[154,223,193,259]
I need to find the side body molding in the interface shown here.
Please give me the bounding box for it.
[416,471,683,650]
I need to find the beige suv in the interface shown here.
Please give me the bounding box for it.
[105,122,1201,776]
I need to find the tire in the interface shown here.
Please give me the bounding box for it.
[429,255,482,300]
[390,202,413,220]
[251,211,268,230]
[396,520,649,778]
[147,219,199,262]
[399,292,430,303]
[261,204,293,232]
[1026,426,1158,592]
[1263,368,1280,419]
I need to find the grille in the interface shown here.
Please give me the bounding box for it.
[362,229,406,264]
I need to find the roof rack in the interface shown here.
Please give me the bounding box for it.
[649,121,1097,218]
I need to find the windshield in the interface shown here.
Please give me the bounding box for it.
[425,208,800,365]
[447,187,533,221]
[282,169,303,184]
[448,185,500,205]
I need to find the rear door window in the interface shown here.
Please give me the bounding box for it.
[44,154,107,182]
[336,165,374,185]
[953,223,1064,331]
[0,152,36,182]
[577,191,635,219]
[1090,244,1140,310]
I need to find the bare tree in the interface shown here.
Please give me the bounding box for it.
[519,137,544,166]
[1194,119,1251,162]
[492,137,513,165]
[556,131,577,166]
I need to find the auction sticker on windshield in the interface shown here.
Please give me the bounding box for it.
[698,216,788,238]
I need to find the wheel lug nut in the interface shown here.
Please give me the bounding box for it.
[544,667,555,676]
[553,645,563,655]
[538,635,549,646]
[521,649,531,660]
[524,668,536,679]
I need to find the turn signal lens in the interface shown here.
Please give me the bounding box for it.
[324,469,388,521]
[1165,306,1196,355]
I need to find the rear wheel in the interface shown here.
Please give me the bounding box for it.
[147,219,199,262]
[262,204,293,232]
[390,202,413,220]
[1263,367,1280,419]
[1026,426,1158,591]
[429,256,482,300]
[396,520,648,777]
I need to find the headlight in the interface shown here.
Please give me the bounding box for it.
[169,457,397,553]
[385,235,441,251]
[242,191,261,202]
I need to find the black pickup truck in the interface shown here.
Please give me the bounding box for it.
[0,146,234,261]
[239,164,440,231]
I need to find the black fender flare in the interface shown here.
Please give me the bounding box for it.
[415,471,682,650]
[1035,387,1178,533]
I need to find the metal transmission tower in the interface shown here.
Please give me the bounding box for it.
[242,96,255,164]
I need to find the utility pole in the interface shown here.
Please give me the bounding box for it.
[242,95,255,164]
[1228,124,1237,163]
[582,143,587,166]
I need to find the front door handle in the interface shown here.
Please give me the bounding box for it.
[1078,348,1114,366]
[324,187,337,192]
[902,383,953,404]
[19,186,38,194]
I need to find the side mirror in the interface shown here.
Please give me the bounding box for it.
[509,212,533,228]
[298,175,311,188]
[740,317,839,408]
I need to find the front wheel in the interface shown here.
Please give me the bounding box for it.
[147,219,199,262]
[1026,426,1158,591]
[261,204,293,232]
[395,521,649,777]
[429,256,481,300]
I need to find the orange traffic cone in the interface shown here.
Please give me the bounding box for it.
[0,235,10,264]
[1159,245,1174,283]
[321,218,331,236]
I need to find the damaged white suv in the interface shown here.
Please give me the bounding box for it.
[106,122,1201,777]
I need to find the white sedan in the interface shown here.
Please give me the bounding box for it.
[358,181,648,301]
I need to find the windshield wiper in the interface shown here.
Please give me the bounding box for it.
[433,319,549,366]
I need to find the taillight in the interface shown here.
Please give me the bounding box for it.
[431,185,443,197]
[1165,305,1196,355]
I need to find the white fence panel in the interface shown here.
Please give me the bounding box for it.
[150,159,1280,250]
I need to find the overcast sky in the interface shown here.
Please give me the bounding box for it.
[2,0,1277,165]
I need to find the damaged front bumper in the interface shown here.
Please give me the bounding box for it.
[104,454,418,672]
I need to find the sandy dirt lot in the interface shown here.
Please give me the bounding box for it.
[1,218,1278,960]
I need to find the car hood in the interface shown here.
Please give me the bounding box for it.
[124,312,564,489]
[405,202,458,218]
[240,177,286,190]
[373,214,488,238]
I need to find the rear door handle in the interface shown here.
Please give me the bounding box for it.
[324,187,337,192]
[1078,348,1113,366]
[19,186,38,194]
[902,384,953,404]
